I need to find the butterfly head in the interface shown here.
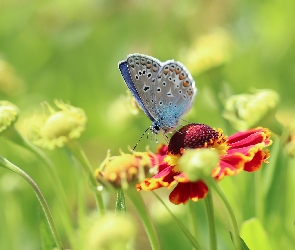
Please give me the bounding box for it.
[151,121,176,135]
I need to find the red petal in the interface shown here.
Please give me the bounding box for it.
[213,154,244,179]
[169,181,208,205]
[244,150,270,172]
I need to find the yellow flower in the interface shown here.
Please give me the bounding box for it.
[184,29,233,75]
[0,59,24,96]
[223,89,280,131]
[83,213,137,250]
[30,100,87,150]
[0,101,19,134]
[95,151,153,190]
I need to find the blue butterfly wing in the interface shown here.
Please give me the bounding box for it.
[118,60,155,122]
[152,61,197,132]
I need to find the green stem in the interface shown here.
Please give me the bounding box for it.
[204,191,217,250]
[115,189,126,216]
[254,171,263,223]
[67,140,105,216]
[187,201,198,239]
[3,127,76,246]
[153,192,202,250]
[125,188,160,250]
[0,156,63,250]
[209,180,240,250]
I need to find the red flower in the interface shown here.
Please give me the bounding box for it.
[137,124,272,205]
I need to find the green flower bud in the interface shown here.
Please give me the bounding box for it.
[83,214,137,250]
[223,89,280,131]
[178,148,219,182]
[0,101,19,134]
[30,100,87,150]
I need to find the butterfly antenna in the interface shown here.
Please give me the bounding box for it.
[132,127,150,151]
[164,134,169,143]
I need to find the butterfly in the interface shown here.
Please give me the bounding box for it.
[118,53,197,134]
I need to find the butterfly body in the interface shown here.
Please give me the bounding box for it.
[119,54,197,134]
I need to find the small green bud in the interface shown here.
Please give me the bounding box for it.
[178,148,219,182]
[223,89,280,131]
[30,100,87,149]
[83,213,137,250]
[0,101,19,134]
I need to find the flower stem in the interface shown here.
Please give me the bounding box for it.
[0,156,63,250]
[153,192,202,250]
[125,188,160,250]
[209,179,240,250]
[254,170,264,223]
[3,126,76,246]
[67,140,105,216]
[204,191,217,250]
[187,201,198,238]
[115,189,126,216]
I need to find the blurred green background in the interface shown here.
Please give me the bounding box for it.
[0,0,294,249]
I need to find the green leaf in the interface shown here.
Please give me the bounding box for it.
[229,231,250,250]
[240,218,272,250]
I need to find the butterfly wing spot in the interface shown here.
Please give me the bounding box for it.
[142,69,146,75]
[157,87,161,92]
[167,89,174,97]
[134,57,140,65]
[183,80,189,87]
[147,73,152,78]
[179,90,182,94]
[179,72,185,80]
[152,78,156,83]
[168,76,172,81]
[163,66,169,75]
[138,70,142,76]
[169,102,172,106]
[175,67,181,74]
[159,101,163,106]
[170,65,175,71]
[143,85,150,92]
[147,61,152,69]
[183,95,187,99]
[135,75,139,80]
[187,90,193,96]
[162,82,166,86]
[141,57,146,65]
